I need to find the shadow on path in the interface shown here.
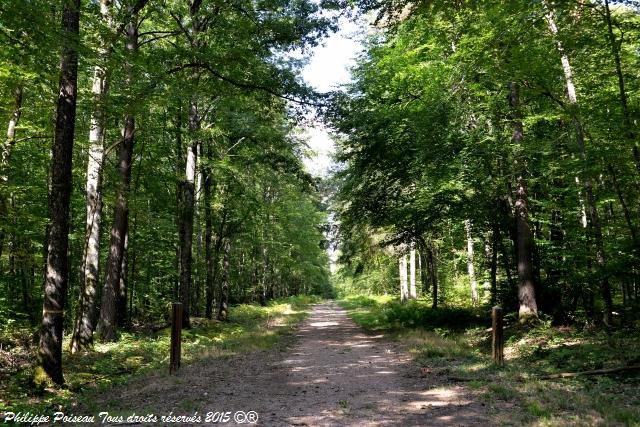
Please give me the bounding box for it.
[91,303,490,426]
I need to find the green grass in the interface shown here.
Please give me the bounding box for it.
[0,295,318,416]
[338,294,640,426]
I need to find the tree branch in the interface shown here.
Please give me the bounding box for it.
[167,62,323,107]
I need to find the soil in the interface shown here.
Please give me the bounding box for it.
[85,302,491,426]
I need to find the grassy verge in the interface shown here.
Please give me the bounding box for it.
[1,295,318,417]
[339,295,640,426]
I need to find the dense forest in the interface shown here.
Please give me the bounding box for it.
[330,0,640,327]
[1,0,640,417]
[0,0,334,387]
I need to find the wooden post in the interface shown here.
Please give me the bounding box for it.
[492,306,504,365]
[170,302,183,374]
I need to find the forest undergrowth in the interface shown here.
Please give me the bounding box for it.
[339,295,640,426]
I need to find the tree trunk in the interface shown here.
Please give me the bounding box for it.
[193,142,203,317]
[608,164,638,248]
[465,219,479,306]
[509,81,538,321]
[603,0,637,160]
[260,245,268,306]
[178,102,198,328]
[427,246,438,309]
[97,16,137,342]
[399,253,408,304]
[544,4,613,325]
[1,85,23,170]
[204,143,214,319]
[0,85,24,274]
[36,0,80,386]
[490,224,498,306]
[419,247,429,294]
[217,238,230,321]
[409,247,417,299]
[117,230,128,328]
[70,0,112,354]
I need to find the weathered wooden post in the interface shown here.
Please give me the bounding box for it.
[170,302,183,374]
[492,306,504,365]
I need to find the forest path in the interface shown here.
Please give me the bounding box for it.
[97,303,489,426]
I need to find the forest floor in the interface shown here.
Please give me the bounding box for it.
[4,298,639,425]
[339,295,640,426]
[77,302,492,426]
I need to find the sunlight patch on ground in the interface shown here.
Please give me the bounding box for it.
[309,321,341,327]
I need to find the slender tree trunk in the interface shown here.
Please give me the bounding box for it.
[217,238,230,321]
[419,247,429,294]
[117,230,128,327]
[129,239,136,324]
[603,0,637,164]
[427,246,438,309]
[177,0,205,327]
[409,247,417,299]
[399,252,408,304]
[70,0,113,353]
[260,246,268,306]
[490,224,498,306]
[36,0,80,386]
[608,164,638,248]
[178,105,197,328]
[204,144,214,319]
[97,16,137,342]
[508,82,538,321]
[465,219,479,306]
[544,4,613,325]
[193,142,203,317]
[20,264,31,317]
[1,85,23,170]
[0,85,24,271]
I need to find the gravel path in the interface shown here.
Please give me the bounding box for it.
[90,302,489,426]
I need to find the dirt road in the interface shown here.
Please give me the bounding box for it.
[91,303,489,426]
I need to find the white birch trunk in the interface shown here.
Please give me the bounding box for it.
[409,248,417,299]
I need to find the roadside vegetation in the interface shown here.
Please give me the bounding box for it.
[339,295,640,426]
[0,296,317,417]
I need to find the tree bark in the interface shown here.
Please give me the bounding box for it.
[71,0,113,354]
[1,85,23,170]
[177,0,205,327]
[419,247,429,294]
[603,0,636,144]
[178,103,198,328]
[36,0,80,386]
[409,247,417,299]
[217,238,230,321]
[97,15,137,342]
[490,224,498,306]
[204,143,214,319]
[465,219,479,306]
[544,4,613,325]
[608,164,638,248]
[193,142,203,317]
[117,230,128,327]
[427,246,438,309]
[0,85,24,270]
[509,81,538,321]
[399,252,408,304]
